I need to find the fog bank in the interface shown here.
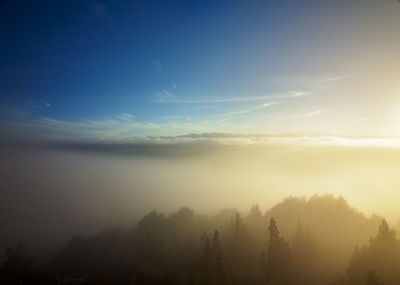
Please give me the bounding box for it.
[1,140,400,259]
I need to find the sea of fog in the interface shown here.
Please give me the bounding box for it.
[1,141,400,260]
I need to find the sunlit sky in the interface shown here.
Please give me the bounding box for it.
[1,0,400,140]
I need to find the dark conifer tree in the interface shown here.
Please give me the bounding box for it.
[367,270,384,285]
[292,222,315,284]
[265,217,292,284]
[347,219,400,285]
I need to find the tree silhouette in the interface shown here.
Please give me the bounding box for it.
[1,243,37,284]
[367,270,384,285]
[1,196,394,285]
[347,219,400,285]
[292,222,316,284]
[198,230,228,285]
[265,217,292,284]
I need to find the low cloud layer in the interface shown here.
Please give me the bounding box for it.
[2,137,400,262]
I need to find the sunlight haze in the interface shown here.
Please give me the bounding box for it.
[1,1,400,284]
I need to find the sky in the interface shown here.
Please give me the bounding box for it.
[1,0,400,140]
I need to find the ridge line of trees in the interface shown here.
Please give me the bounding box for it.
[1,195,397,285]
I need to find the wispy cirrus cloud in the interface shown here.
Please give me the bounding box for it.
[221,101,280,117]
[153,90,308,104]
[0,76,338,142]
[153,133,400,148]
[312,76,344,83]
[117,113,134,121]
[4,124,400,149]
[286,91,308,98]
[295,110,326,118]
[154,89,175,103]
[1,107,399,147]
[0,111,219,141]
[0,116,161,141]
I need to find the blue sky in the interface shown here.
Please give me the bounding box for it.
[1,0,400,140]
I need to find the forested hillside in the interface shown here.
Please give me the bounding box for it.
[1,195,396,285]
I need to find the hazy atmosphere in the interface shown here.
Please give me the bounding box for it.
[1,1,400,284]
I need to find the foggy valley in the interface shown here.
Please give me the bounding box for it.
[1,139,400,284]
